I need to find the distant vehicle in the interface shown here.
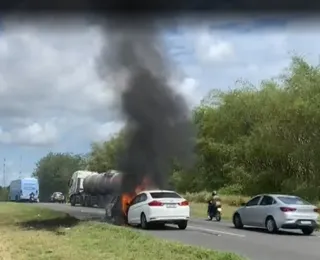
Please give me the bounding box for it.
[127,190,190,230]
[232,194,319,235]
[68,170,121,208]
[9,178,39,203]
[50,192,65,203]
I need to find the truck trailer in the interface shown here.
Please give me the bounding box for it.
[68,170,122,209]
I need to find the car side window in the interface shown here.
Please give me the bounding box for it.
[140,193,148,202]
[131,195,142,205]
[246,196,262,207]
[259,196,275,206]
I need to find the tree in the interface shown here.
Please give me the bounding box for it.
[32,152,87,201]
[87,131,125,172]
[169,56,320,200]
[0,186,9,201]
[76,55,320,201]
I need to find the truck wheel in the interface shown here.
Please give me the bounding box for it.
[84,197,89,207]
[70,196,76,206]
[301,227,314,235]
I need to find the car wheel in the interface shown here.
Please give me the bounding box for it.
[265,217,278,233]
[233,213,243,229]
[177,220,188,230]
[301,227,314,235]
[140,213,149,229]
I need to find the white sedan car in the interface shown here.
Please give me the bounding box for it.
[127,190,190,229]
[233,194,319,235]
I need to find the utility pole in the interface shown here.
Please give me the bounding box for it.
[3,158,6,187]
[19,155,22,179]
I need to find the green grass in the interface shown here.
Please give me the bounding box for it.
[0,202,244,260]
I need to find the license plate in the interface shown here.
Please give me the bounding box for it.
[300,221,311,225]
[166,204,177,208]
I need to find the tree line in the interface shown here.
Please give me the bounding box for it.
[31,56,320,202]
[0,186,9,201]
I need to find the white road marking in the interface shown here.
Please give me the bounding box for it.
[187,225,246,238]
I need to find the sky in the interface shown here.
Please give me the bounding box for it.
[0,14,319,186]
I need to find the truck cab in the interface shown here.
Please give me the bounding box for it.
[68,170,97,206]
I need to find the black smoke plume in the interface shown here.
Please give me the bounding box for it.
[98,19,195,195]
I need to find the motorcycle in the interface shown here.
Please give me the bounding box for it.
[29,192,36,203]
[215,205,222,222]
[208,202,222,221]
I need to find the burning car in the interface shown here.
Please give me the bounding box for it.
[126,189,190,229]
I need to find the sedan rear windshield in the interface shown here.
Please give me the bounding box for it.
[150,192,181,199]
[277,196,310,205]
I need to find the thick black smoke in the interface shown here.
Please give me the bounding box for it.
[98,19,195,194]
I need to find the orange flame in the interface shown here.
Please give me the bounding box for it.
[121,177,154,217]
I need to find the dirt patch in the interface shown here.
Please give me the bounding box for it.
[18,214,80,235]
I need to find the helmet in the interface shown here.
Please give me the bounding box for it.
[212,190,217,196]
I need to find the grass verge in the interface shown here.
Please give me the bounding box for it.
[0,202,244,260]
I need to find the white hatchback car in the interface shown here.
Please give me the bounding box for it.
[127,190,190,229]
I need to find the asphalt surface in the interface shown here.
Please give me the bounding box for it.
[33,203,320,260]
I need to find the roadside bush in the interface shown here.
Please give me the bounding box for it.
[183,191,250,207]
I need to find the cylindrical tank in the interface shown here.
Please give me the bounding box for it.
[83,170,122,195]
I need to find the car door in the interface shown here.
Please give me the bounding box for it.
[256,195,276,227]
[127,195,142,224]
[241,196,262,226]
[135,193,148,220]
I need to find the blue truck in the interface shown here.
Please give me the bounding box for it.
[9,177,39,202]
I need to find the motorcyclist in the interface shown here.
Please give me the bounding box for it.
[207,191,221,219]
[29,192,35,202]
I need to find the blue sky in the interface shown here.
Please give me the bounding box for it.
[0,15,319,186]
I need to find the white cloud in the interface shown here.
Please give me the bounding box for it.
[1,15,320,152]
[0,17,121,146]
[0,122,58,146]
[169,77,201,106]
[195,30,234,63]
[92,121,125,142]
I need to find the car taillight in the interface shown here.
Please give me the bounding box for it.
[148,200,163,206]
[179,200,189,206]
[280,207,296,212]
[314,208,320,213]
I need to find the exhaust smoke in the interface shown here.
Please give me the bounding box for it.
[97,18,195,220]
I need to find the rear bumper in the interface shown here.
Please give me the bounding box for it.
[148,216,189,224]
[52,197,65,201]
[281,219,319,229]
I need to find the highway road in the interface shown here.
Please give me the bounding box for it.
[33,203,320,260]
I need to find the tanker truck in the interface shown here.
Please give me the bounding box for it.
[68,170,122,208]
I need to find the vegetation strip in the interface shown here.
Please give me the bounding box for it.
[0,203,244,260]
